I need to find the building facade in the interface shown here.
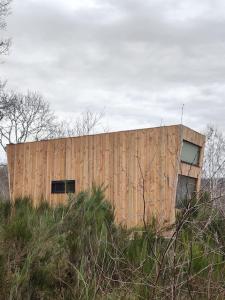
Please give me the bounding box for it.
[7,124,205,228]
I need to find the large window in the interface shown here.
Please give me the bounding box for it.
[176,175,197,209]
[51,180,75,194]
[181,140,200,166]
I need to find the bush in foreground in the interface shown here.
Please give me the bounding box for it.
[0,188,224,299]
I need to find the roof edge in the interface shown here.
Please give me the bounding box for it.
[6,123,205,147]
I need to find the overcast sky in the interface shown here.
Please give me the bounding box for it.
[1,0,225,136]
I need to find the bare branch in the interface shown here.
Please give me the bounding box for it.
[0,91,56,151]
[52,110,105,138]
[0,0,11,56]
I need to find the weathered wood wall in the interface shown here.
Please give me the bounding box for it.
[7,125,205,228]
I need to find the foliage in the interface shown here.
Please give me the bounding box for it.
[0,188,224,299]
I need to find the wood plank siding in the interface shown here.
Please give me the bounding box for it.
[6,124,205,228]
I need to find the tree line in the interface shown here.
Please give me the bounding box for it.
[0,89,104,152]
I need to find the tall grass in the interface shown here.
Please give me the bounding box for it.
[0,188,225,299]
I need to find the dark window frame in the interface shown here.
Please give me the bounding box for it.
[51,180,66,194]
[181,140,201,167]
[51,180,75,194]
[66,180,75,193]
[175,174,197,209]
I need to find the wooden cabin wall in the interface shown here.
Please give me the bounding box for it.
[6,125,204,228]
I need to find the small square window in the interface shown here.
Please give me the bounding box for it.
[51,181,65,194]
[66,180,75,193]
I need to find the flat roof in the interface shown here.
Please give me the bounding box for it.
[6,124,205,146]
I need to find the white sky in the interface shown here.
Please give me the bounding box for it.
[1,0,225,160]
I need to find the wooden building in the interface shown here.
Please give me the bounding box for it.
[7,124,205,228]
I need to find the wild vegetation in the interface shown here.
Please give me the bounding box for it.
[0,187,224,299]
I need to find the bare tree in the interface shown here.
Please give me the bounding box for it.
[0,0,11,121]
[0,0,11,56]
[73,110,104,136]
[0,0,11,116]
[53,110,105,138]
[203,125,225,198]
[0,91,56,151]
[0,83,11,120]
[203,125,225,176]
[201,124,225,218]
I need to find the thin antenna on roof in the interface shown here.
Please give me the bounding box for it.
[181,104,184,125]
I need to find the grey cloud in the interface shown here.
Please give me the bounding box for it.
[1,0,225,141]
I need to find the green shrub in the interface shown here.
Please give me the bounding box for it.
[0,189,224,299]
